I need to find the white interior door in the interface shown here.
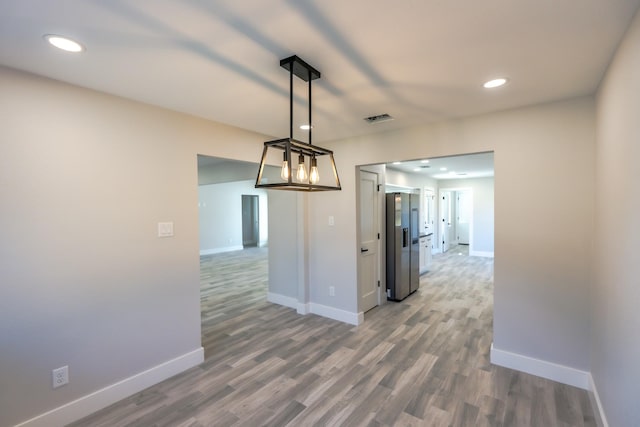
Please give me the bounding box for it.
[440,191,452,253]
[359,170,379,312]
[456,191,470,245]
[424,188,435,236]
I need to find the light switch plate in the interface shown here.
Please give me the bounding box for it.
[328,216,335,226]
[158,222,174,237]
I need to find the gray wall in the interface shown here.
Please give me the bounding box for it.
[5,31,638,422]
[310,97,595,371]
[593,8,640,427]
[0,66,273,426]
[198,180,268,253]
[267,191,301,301]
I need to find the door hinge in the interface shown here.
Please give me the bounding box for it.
[377,233,380,239]
[378,280,381,287]
[377,184,381,192]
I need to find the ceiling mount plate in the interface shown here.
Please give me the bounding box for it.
[280,55,321,81]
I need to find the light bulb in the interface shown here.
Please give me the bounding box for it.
[309,156,320,184]
[296,154,308,182]
[280,152,290,180]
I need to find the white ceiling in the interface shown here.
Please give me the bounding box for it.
[1,1,638,143]
[386,152,494,181]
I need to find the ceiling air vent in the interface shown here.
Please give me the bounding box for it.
[364,113,394,124]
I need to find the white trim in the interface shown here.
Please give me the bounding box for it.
[297,302,310,315]
[309,303,361,325]
[16,347,204,427]
[490,343,590,390]
[470,250,494,258]
[266,292,298,310]
[266,293,360,324]
[199,245,243,256]
[589,374,609,427]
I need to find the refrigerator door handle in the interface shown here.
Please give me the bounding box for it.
[402,228,409,247]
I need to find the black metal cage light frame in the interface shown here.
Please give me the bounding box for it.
[255,55,341,191]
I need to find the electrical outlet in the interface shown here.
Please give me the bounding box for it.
[329,286,335,297]
[52,366,69,389]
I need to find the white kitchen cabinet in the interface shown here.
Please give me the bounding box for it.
[419,234,433,274]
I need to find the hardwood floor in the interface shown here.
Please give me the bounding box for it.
[69,246,596,426]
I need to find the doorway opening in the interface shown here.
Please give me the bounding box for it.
[242,194,260,248]
[356,152,494,320]
[197,155,269,359]
[440,188,472,254]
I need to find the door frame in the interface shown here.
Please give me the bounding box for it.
[439,187,473,253]
[424,187,436,249]
[356,166,385,315]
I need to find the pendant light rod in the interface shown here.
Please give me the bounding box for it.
[289,62,293,140]
[308,70,312,145]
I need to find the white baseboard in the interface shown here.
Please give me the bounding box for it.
[470,250,494,257]
[490,343,590,390]
[267,292,298,310]
[588,374,609,427]
[266,293,360,325]
[199,245,243,256]
[16,347,204,427]
[297,302,310,315]
[309,303,361,325]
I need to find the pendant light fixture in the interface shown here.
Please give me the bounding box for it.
[255,55,341,191]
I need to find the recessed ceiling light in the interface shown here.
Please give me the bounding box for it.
[392,162,401,165]
[421,159,430,163]
[44,35,84,53]
[299,124,312,130]
[440,167,447,171]
[413,168,421,172]
[483,78,508,89]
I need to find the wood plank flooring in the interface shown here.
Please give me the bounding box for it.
[69,246,596,427]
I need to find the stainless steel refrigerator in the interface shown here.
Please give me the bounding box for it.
[386,192,420,301]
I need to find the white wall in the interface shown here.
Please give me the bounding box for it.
[0,66,279,427]
[384,168,439,244]
[198,180,268,254]
[593,8,640,427]
[311,97,595,378]
[385,168,438,191]
[440,177,494,255]
[198,161,257,185]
